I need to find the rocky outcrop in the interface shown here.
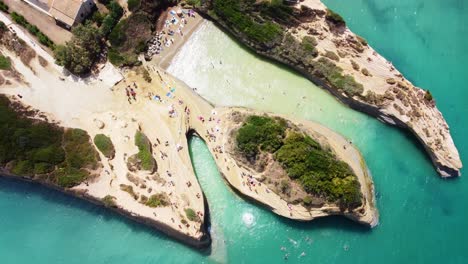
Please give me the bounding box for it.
[198,0,462,177]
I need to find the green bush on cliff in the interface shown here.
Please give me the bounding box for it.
[102,195,117,207]
[145,193,169,207]
[94,134,115,159]
[135,131,155,171]
[185,208,199,222]
[0,95,99,187]
[0,55,11,70]
[236,115,362,209]
[0,1,9,12]
[301,36,317,53]
[212,0,282,45]
[127,0,141,11]
[236,115,287,159]
[325,8,346,27]
[276,132,362,209]
[313,57,364,97]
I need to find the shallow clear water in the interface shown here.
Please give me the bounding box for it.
[1,0,467,263]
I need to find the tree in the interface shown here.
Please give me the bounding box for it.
[54,24,103,75]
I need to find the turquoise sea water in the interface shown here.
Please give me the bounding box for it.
[1,0,467,263]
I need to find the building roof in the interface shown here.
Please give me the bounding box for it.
[49,0,83,27]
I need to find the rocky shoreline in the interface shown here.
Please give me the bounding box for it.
[197,0,462,177]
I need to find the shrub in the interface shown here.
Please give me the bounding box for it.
[10,12,54,48]
[135,131,155,171]
[275,132,362,209]
[54,166,89,188]
[301,36,318,56]
[185,0,200,7]
[91,11,105,26]
[356,35,368,46]
[145,193,169,208]
[236,115,286,159]
[313,57,364,96]
[424,90,433,101]
[0,21,7,31]
[0,96,98,187]
[302,196,313,206]
[127,0,141,11]
[0,55,11,70]
[324,50,340,61]
[361,67,371,76]
[94,134,115,159]
[141,68,152,83]
[120,184,138,200]
[351,60,360,71]
[54,24,103,75]
[0,1,8,12]
[63,128,99,170]
[100,1,123,37]
[185,208,199,222]
[102,195,117,207]
[325,8,345,27]
[212,0,283,45]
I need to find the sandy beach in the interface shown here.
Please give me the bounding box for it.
[150,7,204,70]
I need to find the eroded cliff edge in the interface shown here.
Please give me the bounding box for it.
[198,0,462,177]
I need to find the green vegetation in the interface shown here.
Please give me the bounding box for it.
[102,195,117,207]
[10,12,54,48]
[0,21,6,31]
[301,36,318,54]
[134,131,155,171]
[361,67,371,76]
[0,1,8,12]
[212,0,283,45]
[424,90,433,102]
[108,48,138,67]
[100,1,123,37]
[324,50,339,61]
[145,193,169,208]
[120,184,138,200]
[236,115,287,159]
[56,129,100,187]
[356,35,368,46]
[94,134,115,159]
[236,115,362,209]
[127,0,141,11]
[276,132,362,209]
[90,10,105,26]
[258,0,295,25]
[185,208,200,222]
[107,13,150,67]
[185,0,201,7]
[313,57,364,97]
[54,23,103,75]
[0,95,99,187]
[0,55,11,70]
[325,8,346,27]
